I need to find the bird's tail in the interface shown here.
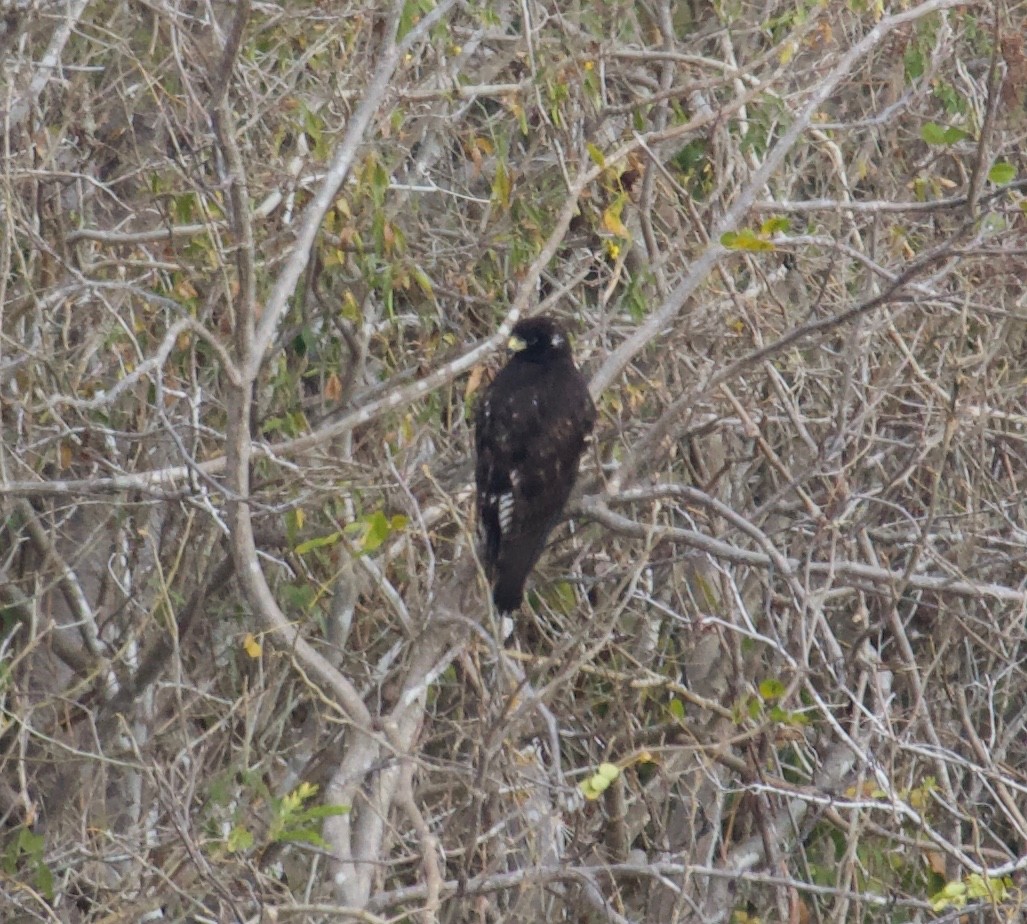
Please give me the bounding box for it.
[490,519,564,614]
[492,572,527,614]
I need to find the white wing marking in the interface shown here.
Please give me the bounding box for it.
[498,492,515,532]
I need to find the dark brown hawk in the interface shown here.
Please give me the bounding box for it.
[474,316,596,612]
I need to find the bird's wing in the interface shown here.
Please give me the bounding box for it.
[476,371,592,563]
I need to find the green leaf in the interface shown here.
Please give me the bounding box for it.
[275,827,329,848]
[492,162,511,209]
[297,803,350,821]
[294,532,342,555]
[173,192,196,224]
[965,873,1010,902]
[759,216,790,236]
[920,121,970,145]
[671,138,708,174]
[586,143,606,168]
[207,772,232,806]
[34,861,54,901]
[365,512,390,552]
[758,678,785,701]
[301,103,324,146]
[18,830,44,856]
[544,580,577,614]
[226,825,254,853]
[668,697,685,720]
[411,265,435,298]
[904,45,924,80]
[930,879,968,912]
[292,326,317,358]
[988,161,1016,185]
[721,229,776,252]
[596,763,620,783]
[345,511,407,554]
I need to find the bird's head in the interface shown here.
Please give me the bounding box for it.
[507,316,573,362]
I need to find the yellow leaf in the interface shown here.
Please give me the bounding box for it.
[492,162,512,209]
[602,201,630,239]
[243,633,262,659]
[341,290,360,321]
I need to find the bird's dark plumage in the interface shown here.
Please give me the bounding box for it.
[474,316,596,612]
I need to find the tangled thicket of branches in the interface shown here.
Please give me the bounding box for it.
[3,0,1027,921]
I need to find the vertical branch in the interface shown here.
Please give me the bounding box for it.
[965,6,1004,216]
[212,0,370,729]
[7,0,92,128]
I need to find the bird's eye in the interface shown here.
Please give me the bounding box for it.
[551,334,564,347]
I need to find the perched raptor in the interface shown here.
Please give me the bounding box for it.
[474,316,596,612]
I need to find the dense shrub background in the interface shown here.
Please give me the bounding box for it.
[2,1,1027,921]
